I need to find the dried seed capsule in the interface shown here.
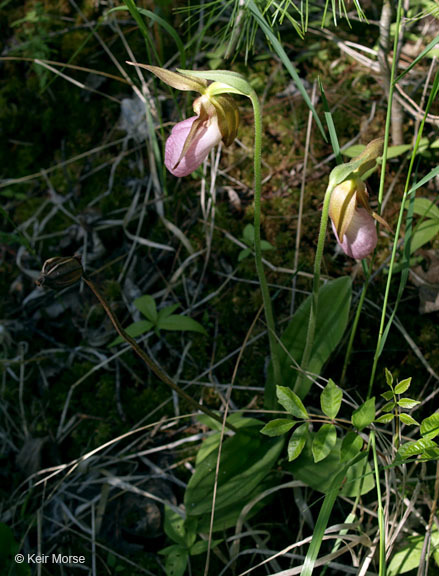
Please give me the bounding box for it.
[36,255,84,289]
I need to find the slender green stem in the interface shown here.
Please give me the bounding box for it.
[340,272,370,386]
[368,0,403,393]
[249,91,281,408]
[82,276,237,433]
[295,182,333,396]
[371,430,386,576]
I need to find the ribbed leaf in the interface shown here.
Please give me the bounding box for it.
[266,277,351,404]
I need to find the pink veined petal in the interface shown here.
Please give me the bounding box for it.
[165,115,222,177]
[331,207,377,259]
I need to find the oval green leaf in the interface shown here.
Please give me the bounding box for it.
[288,422,308,461]
[276,386,308,419]
[108,320,153,347]
[260,418,296,437]
[312,423,337,463]
[394,377,412,395]
[352,397,375,431]
[158,315,206,335]
[321,379,343,419]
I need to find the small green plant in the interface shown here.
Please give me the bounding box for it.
[109,294,206,347]
[159,508,221,576]
[261,381,375,467]
[238,223,274,262]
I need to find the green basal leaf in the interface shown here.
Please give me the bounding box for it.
[320,379,343,419]
[190,538,222,555]
[108,320,153,347]
[288,440,374,497]
[164,506,186,546]
[276,386,308,419]
[411,197,439,220]
[399,413,419,426]
[164,545,188,576]
[410,219,439,254]
[266,277,352,403]
[134,294,157,323]
[394,377,412,395]
[420,413,439,440]
[375,414,395,424]
[288,422,308,462]
[387,527,439,576]
[352,397,375,431]
[260,418,296,437]
[158,315,207,335]
[184,429,283,524]
[397,398,420,409]
[312,423,337,463]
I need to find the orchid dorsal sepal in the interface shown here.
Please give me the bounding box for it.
[328,138,384,191]
[126,62,208,93]
[176,69,253,97]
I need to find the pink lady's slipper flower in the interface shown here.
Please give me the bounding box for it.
[135,64,239,177]
[329,177,379,260]
[327,137,390,260]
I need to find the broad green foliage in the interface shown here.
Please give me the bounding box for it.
[238,223,274,261]
[388,526,439,575]
[312,423,337,463]
[185,422,283,532]
[288,441,374,497]
[260,418,296,437]
[109,294,206,346]
[409,198,439,254]
[420,413,439,440]
[261,383,374,496]
[352,397,375,431]
[276,386,308,419]
[288,423,308,461]
[160,508,222,576]
[380,369,439,461]
[266,277,352,401]
[320,379,342,419]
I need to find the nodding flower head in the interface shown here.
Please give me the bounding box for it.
[165,93,239,177]
[140,65,239,177]
[329,177,378,260]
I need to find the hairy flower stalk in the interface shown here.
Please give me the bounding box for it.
[296,138,388,397]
